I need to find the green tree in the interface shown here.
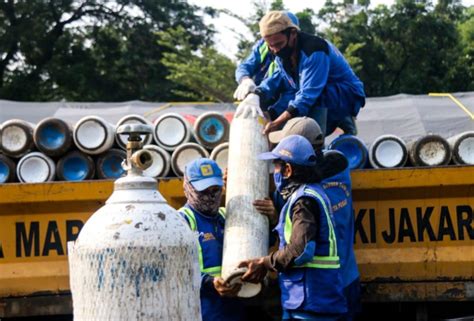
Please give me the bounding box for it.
[158,27,236,102]
[452,6,474,91]
[296,9,317,35]
[319,0,472,96]
[0,0,215,101]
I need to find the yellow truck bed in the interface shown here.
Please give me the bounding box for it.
[0,166,473,317]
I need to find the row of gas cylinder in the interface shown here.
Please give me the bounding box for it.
[335,132,474,170]
[0,112,473,183]
[0,112,230,183]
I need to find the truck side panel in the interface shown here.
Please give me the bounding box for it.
[0,167,473,316]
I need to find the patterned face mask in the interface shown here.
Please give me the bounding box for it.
[183,177,223,215]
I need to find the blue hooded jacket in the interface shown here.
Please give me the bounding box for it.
[257,32,365,120]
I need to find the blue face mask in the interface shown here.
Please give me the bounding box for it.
[273,171,289,193]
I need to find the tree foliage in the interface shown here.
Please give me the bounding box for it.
[0,0,217,101]
[158,27,235,102]
[0,0,472,102]
[318,0,473,96]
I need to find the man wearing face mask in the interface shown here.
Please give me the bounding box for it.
[238,135,347,321]
[249,11,365,136]
[267,117,361,321]
[178,158,245,321]
[234,12,299,121]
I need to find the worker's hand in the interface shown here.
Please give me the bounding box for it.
[222,168,228,193]
[238,258,268,284]
[263,120,280,135]
[233,78,256,101]
[263,111,292,135]
[213,277,242,297]
[253,198,278,225]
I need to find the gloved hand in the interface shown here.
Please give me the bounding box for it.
[233,78,256,101]
[234,93,263,119]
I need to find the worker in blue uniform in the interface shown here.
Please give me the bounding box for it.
[246,11,365,136]
[178,158,245,321]
[234,12,300,120]
[240,135,347,321]
[266,117,361,321]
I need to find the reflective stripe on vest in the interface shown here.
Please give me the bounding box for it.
[267,61,277,77]
[180,207,225,277]
[259,42,269,63]
[283,188,340,269]
[259,42,277,78]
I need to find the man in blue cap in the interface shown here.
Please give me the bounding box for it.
[239,135,347,321]
[234,12,300,120]
[178,158,245,321]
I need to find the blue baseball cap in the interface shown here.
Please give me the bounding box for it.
[185,158,223,191]
[285,11,300,26]
[258,135,317,166]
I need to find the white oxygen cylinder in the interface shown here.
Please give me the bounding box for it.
[408,134,452,167]
[73,116,115,155]
[68,124,201,321]
[115,114,154,149]
[221,94,269,298]
[17,152,56,183]
[1,119,35,158]
[369,134,408,168]
[170,142,209,177]
[210,142,229,171]
[448,131,474,165]
[142,144,171,178]
[153,113,193,151]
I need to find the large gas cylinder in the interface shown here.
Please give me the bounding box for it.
[194,111,230,149]
[328,134,368,169]
[142,144,171,178]
[68,124,201,321]
[95,148,127,179]
[115,114,154,149]
[17,152,56,183]
[1,119,35,158]
[170,142,209,177]
[56,151,95,181]
[0,154,16,183]
[448,131,474,165]
[369,134,408,169]
[221,94,269,298]
[73,116,115,155]
[210,142,229,171]
[408,134,452,167]
[34,117,73,157]
[153,113,193,151]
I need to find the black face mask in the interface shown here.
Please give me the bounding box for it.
[276,35,293,60]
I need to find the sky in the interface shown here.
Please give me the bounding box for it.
[188,0,474,59]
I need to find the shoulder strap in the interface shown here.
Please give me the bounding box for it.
[178,207,197,231]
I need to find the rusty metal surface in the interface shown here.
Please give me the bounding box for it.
[362,281,474,302]
[0,293,72,317]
